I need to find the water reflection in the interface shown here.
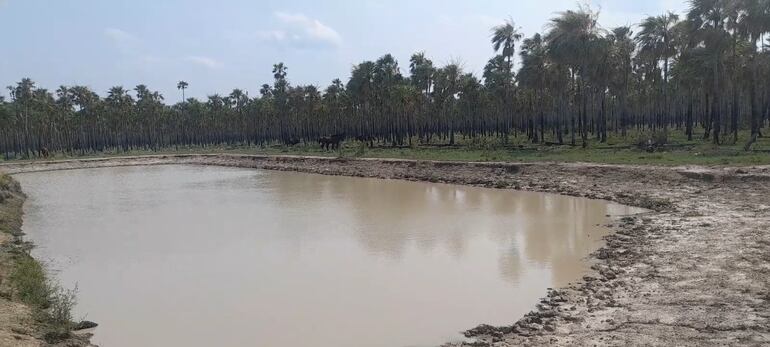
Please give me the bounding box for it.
[15,165,639,347]
[264,171,625,287]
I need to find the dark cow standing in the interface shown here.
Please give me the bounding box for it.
[318,133,346,150]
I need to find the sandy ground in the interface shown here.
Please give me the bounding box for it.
[2,154,769,346]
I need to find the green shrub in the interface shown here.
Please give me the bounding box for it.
[10,256,50,308]
[44,285,78,342]
[10,255,78,342]
[49,285,77,327]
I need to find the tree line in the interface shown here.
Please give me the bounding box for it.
[2,0,770,159]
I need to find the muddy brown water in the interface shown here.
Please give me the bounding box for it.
[15,165,641,347]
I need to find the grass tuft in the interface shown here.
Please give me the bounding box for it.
[10,256,49,308]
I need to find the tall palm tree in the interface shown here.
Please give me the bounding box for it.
[491,18,523,143]
[491,18,523,73]
[272,63,287,81]
[638,12,680,130]
[409,52,435,95]
[738,0,770,149]
[688,0,731,144]
[609,26,635,137]
[8,78,36,157]
[638,12,680,87]
[177,81,189,102]
[519,33,549,142]
[545,6,602,147]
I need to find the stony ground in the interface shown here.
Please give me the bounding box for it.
[2,154,769,346]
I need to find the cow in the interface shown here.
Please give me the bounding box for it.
[318,133,346,150]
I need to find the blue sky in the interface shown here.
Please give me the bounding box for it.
[0,0,688,103]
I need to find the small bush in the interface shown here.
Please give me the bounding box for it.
[44,286,77,342]
[10,256,50,308]
[49,285,77,330]
[10,255,78,342]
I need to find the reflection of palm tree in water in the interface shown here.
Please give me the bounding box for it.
[262,171,628,285]
[335,180,475,259]
[513,194,615,286]
[264,173,480,259]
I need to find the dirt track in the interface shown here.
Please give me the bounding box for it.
[2,154,769,346]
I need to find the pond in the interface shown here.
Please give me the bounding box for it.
[15,165,640,347]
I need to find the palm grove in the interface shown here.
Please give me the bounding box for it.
[2,1,770,159]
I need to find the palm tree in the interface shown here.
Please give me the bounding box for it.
[638,12,680,87]
[638,12,680,130]
[491,18,522,143]
[272,63,288,82]
[347,61,376,139]
[519,33,548,142]
[8,78,36,157]
[688,0,731,144]
[545,6,602,147]
[608,26,635,137]
[409,52,435,95]
[491,18,523,73]
[738,0,770,149]
[271,63,290,140]
[177,81,189,102]
[433,63,462,144]
[259,84,272,98]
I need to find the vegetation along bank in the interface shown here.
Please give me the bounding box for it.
[0,173,94,346]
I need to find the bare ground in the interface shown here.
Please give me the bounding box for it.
[2,154,769,346]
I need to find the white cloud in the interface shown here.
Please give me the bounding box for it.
[185,56,223,69]
[251,12,343,49]
[275,12,343,46]
[104,28,139,45]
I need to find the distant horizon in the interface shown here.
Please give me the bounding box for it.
[1,0,688,103]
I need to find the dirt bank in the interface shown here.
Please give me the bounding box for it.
[2,154,769,346]
[0,174,94,347]
[0,174,38,347]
